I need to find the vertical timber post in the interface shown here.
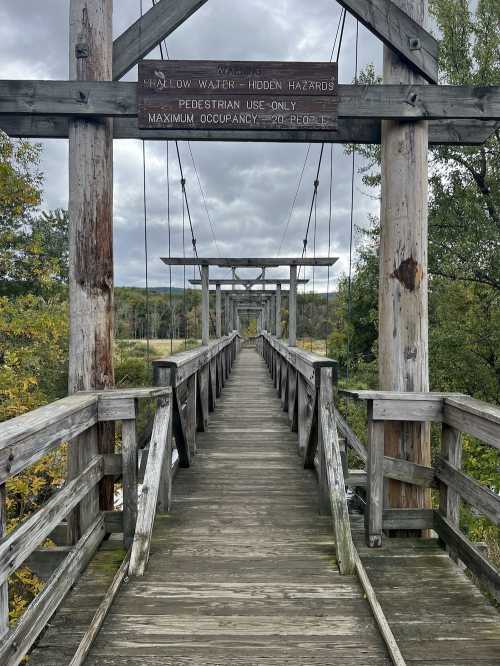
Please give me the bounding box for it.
[0,484,7,638]
[276,283,282,339]
[68,0,114,542]
[379,0,431,528]
[215,283,222,338]
[289,265,297,347]
[201,264,209,345]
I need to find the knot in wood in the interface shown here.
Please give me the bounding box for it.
[390,256,422,292]
[75,42,89,59]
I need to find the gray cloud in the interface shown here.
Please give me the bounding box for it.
[2,0,383,291]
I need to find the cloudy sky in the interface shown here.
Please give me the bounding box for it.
[1,0,386,290]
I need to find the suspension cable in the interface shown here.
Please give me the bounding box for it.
[166,141,173,354]
[325,143,334,356]
[346,19,360,380]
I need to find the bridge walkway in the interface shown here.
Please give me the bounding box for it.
[31,348,500,664]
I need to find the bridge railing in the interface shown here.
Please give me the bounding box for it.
[153,332,241,467]
[257,332,357,574]
[0,386,173,664]
[340,390,500,603]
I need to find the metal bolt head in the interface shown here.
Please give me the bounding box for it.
[409,38,421,51]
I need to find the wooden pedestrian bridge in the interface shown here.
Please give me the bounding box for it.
[1,331,499,665]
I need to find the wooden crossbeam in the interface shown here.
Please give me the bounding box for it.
[161,258,338,267]
[189,279,309,285]
[336,0,438,83]
[112,0,208,80]
[1,114,496,146]
[1,81,500,121]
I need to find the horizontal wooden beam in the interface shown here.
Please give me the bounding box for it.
[434,511,500,603]
[0,516,104,666]
[1,81,500,121]
[435,458,500,526]
[189,279,309,285]
[336,0,438,83]
[382,508,434,530]
[1,114,496,145]
[113,0,208,80]
[0,457,103,585]
[444,397,500,450]
[0,394,97,483]
[162,257,338,267]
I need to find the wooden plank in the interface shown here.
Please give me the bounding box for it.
[337,0,438,83]
[98,397,135,422]
[162,257,338,267]
[24,547,72,581]
[334,406,367,463]
[197,365,210,432]
[382,508,434,530]
[0,515,105,666]
[354,554,407,666]
[367,406,384,548]
[122,420,138,549]
[0,484,7,639]
[2,114,497,145]
[383,456,435,488]
[434,512,500,603]
[0,457,103,585]
[158,403,174,514]
[138,60,338,131]
[130,397,172,576]
[103,511,123,534]
[372,398,443,421]
[444,397,500,449]
[68,550,131,666]
[0,395,97,483]
[436,458,499,526]
[319,368,356,574]
[1,81,500,120]
[112,0,208,80]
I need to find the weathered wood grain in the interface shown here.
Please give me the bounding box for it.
[444,397,500,449]
[122,419,138,548]
[69,549,131,665]
[0,484,7,638]
[383,456,435,488]
[0,394,97,483]
[0,515,105,666]
[2,114,497,145]
[0,456,103,585]
[382,508,434,530]
[436,457,499,527]
[433,512,500,603]
[319,368,356,574]
[113,0,208,80]
[130,397,172,576]
[367,406,385,547]
[1,82,500,120]
[337,0,438,83]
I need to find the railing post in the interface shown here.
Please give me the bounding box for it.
[289,264,297,346]
[0,483,7,639]
[201,264,209,345]
[275,283,282,339]
[439,423,462,559]
[215,283,222,338]
[122,413,138,549]
[366,402,384,547]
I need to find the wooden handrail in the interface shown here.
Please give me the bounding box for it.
[338,388,500,602]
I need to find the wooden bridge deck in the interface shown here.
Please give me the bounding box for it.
[32,348,499,665]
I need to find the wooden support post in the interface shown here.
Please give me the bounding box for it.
[0,484,7,639]
[367,404,384,548]
[215,283,222,338]
[379,0,431,528]
[289,265,297,346]
[224,293,230,335]
[439,423,462,559]
[121,418,137,550]
[275,283,282,339]
[67,0,114,543]
[201,264,209,345]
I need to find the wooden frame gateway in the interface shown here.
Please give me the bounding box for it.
[1,2,500,662]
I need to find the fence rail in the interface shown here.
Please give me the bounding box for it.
[0,333,242,665]
[341,389,500,602]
